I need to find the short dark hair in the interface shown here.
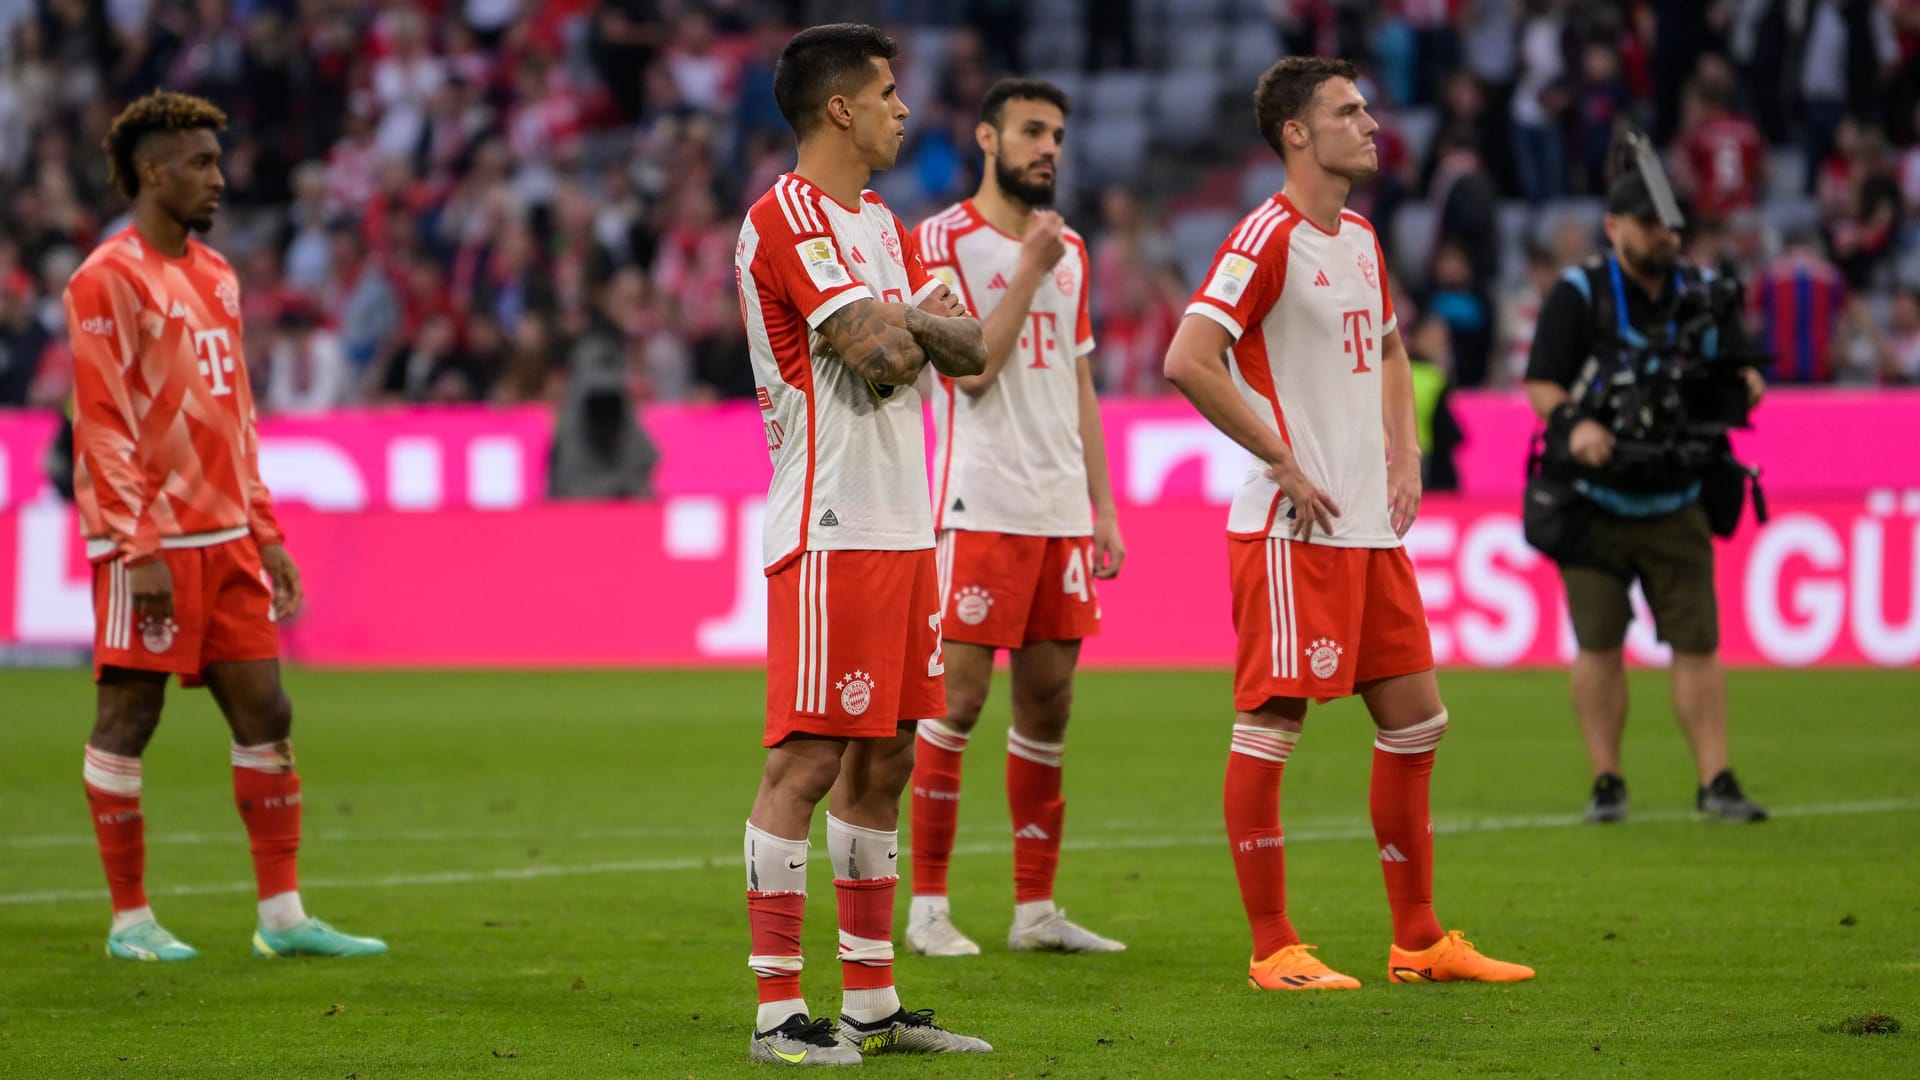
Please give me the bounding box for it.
[104,90,228,200]
[979,77,1071,129]
[1253,56,1359,159]
[773,23,898,136]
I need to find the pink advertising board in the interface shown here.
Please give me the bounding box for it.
[3,495,1915,668]
[3,391,1917,515]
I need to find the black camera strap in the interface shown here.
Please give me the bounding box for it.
[1602,254,1684,354]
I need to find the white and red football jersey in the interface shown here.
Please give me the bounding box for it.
[1185,192,1400,548]
[915,200,1095,536]
[737,173,944,571]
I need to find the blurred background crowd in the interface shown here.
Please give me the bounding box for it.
[3,0,1920,423]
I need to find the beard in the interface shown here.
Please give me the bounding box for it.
[1621,243,1675,279]
[185,215,214,234]
[994,155,1055,207]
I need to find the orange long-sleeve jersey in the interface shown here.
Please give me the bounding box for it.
[64,227,283,565]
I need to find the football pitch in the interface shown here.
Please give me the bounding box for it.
[1,667,1915,1079]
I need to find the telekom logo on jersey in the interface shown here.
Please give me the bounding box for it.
[1341,310,1375,374]
[194,327,235,396]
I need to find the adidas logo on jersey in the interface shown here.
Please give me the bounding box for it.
[848,246,868,264]
[1380,844,1409,863]
[987,272,1008,290]
[1015,824,1051,841]
[1312,270,1332,287]
[819,509,840,526]
[169,300,190,318]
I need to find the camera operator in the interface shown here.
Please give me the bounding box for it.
[1524,170,1768,825]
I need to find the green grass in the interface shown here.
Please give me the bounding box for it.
[1,668,1916,1079]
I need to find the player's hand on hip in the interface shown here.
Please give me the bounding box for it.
[917,283,968,318]
[1264,460,1340,542]
[1569,418,1615,469]
[1021,211,1067,272]
[1092,516,1127,579]
[128,558,174,620]
[1388,453,1423,538]
[259,543,303,621]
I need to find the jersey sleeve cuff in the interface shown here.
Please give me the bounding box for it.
[1382,313,1398,337]
[804,285,876,329]
[1184,302,1244,341]
[909,279,943,305]
[1073,336,1096,358]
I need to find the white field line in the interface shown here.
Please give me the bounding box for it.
[0,798,1911,908]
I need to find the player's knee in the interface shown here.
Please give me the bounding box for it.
[942,688,988,732]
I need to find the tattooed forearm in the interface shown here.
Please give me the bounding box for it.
[905,308,987,377]
[816,299,927,385]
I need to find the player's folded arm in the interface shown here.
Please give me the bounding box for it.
[816,296,927,386]
[905,307,986,378]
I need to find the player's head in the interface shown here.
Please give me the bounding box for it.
[1253,56,1377,180]
[105,90,228,234]
[774,24,908,170]
[1603,172,1680,279]
[977,78,1070,208]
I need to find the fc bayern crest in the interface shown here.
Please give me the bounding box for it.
[1054,263,1075,295]
[954,586,993,626]
[1356,252,1378,289]
[141,616,179,654]
[881,229,903,266]
[837,670,874,716]
[216,280,241,317]
[1305,637,1345,680]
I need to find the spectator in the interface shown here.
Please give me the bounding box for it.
[1885,287,1920,384]
[495,311,561,405]
[689,288,755,403]
[550,270,657,499]
[588,0,666,120]
[1749,231,1851,383]
[1497,245,1558,388]
[1090,186,1181,396]
[0,266,47,406]
[264,302,352,415]
[1422,240,1494,388]
[1427,127,1500,292]
[1510,0,1570,200]
[1405,312,1463,492]
[664,9,739,115]
[1671,73,1767,226]
[371,6,449,163]
[1824,126,1903,291]
[1572,41,1632,195]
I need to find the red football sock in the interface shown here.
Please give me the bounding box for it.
[231,742,301,900]
[747,891,806,1004]
[83,746,146,913]
[1371,713,1449,951]
[1224,725,1299,957]
[1007,731,1065,905]
[909,719,968,898]
[836,876,896,991]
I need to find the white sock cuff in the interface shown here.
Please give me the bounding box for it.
[1375,710,1449,754]
[748,954,805,977]
[231,741,294,772]
[1007,730,1064,767]
[917,718,971,753]
[1229,724,1299,763]
[83,746,142,797]
[826,814,898,882]
[745,823,810,895]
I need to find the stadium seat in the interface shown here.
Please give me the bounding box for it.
[1171,207,1243,286]
[1078,115,1152,190]
[1031,70,1086,116]
[1394,106,1441,173]
[1167,25,1228,72]
[1228,22,1282,86]
[1023,19,1086,71]
[1088,72,1154,119]
[1240,161,1288,208]
[1767,146,1807,196]
[1152,71,1224,147]
[1390,200,1438,288]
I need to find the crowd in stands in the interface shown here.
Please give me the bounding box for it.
[3,0,1920,420]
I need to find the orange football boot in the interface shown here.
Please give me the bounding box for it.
[1248,944,1363,991]
[1388,930,1535,983]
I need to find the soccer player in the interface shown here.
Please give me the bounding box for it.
[67,91,384,962]
[905,78,1126,958]
[1162,57,1533,991]
[735,24,992,1066]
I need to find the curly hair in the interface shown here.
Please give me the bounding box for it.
[103,90,228,201]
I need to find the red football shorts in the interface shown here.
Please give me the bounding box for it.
[1227,536,1434,710]
[765,548,947,747]
[93,537,279,686]
[935,530,1102,649]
